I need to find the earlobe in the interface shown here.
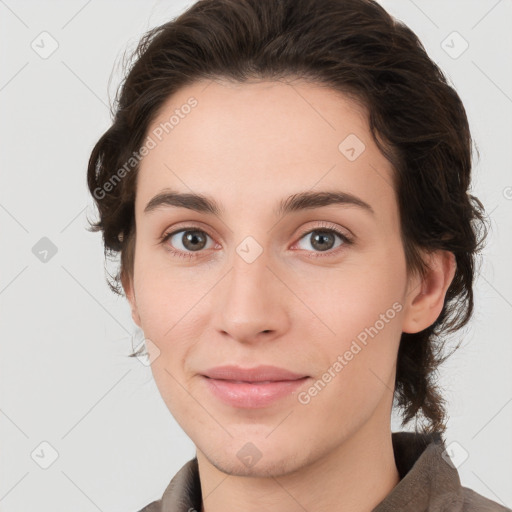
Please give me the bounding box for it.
[402,250,456,334]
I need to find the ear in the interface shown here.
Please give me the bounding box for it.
[121,271,142,328]
[402,250,456,334]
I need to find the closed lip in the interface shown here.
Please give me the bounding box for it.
[201,365,308,382]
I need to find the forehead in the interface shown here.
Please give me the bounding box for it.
[136,79,397,223]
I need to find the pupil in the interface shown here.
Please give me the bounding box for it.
[313,232,333,251]
[184,231,205,251]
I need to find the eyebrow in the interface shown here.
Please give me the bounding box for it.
[143,188,375,217]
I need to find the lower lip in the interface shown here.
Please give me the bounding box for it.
[202,376,310,408]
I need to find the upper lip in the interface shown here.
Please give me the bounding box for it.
[202,365,308,382]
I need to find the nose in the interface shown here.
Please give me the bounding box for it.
[213,252,291,345]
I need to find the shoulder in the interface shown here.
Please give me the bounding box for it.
[133,457,200,512]
[135,499,162,512]
[461,486,511,511]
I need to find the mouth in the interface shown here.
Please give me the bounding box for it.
[202,364,308,382]
[212,379,290,384]
[201,376,310,408]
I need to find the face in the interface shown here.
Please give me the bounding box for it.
[125,78,422,477]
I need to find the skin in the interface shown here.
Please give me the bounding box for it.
[123,78,456,512]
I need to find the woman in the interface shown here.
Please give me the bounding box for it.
[87,0,510,510]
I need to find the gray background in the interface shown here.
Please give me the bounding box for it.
[0,0,511,511]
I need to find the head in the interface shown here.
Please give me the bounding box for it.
[87,0,487,474]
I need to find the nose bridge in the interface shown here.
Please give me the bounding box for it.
[214,240,287,340]
[228,243,274,312]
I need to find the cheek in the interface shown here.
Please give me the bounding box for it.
[306,257,405,342]
[132,254,209,383]
[298,246,407,393]
[132,245,192,333]
[299,272,405,423]
[306,288,403,393]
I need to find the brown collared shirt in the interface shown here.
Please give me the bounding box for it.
[138,432,511,511]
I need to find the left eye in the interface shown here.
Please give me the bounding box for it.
[295,228,349,253]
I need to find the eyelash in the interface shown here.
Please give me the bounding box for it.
[159,221,354,260]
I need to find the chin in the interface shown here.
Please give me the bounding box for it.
[199,441,312,479]
[212,453,301,478]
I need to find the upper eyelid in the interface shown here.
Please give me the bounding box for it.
[162,220,351,235]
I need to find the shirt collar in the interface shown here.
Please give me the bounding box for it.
[158,431,464,512]
[372,431,464,512]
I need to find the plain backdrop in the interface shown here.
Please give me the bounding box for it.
[0,0,511,511]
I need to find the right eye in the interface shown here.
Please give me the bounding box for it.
[160,227,216,259]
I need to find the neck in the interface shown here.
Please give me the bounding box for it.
[197,422,400,512]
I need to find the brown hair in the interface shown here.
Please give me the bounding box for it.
[87,0,488,434]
